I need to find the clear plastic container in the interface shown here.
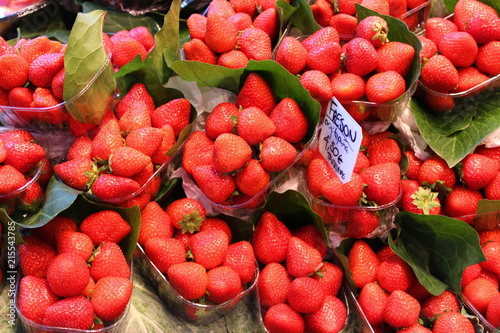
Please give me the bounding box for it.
[134,244,259,325]
[14,260,133,333]
[398,0,432,33]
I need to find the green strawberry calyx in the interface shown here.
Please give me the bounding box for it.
[177,209,205,234]
[411,187,441,215]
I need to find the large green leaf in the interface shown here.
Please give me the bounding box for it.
[411,94,500,167]
[279,0,321,35]
[443,0,500,14]
[388,211,485,296]
[63,10,117,125]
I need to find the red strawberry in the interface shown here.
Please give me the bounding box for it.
[0,164,27,195]
[258,262,293,308]
[228,13,253,32]
[269,97,308,144]
[286,236,323,278]
[151,124,176,165]
[56,230,94,261]
[212,132,252,173]
[206,265,242,304]
[417,154,456,189]
[260,136,297,173]
[236,27,272,61]
[485,172,500,200]
[90,242,131,281]
[438,32,478,68]
[200,217,232,240]
[475,41,500,76]
[275,36,308,75]
[165,197,206,232]
[111,35,147,68]
[236,73,277,115]
[480,241,500,275]
[42,296,94,330]
[383,290,421,328]
[109,146,151,178]
[287,276,326,313]
[125,127,163,157]
[30,216,77,246]
[292,224,327,260]
[424,17,458,46]
[356,16,389,48]
[486,293,500,328]
[253,7,279,41]
[321,172,363,206]
[222,240,256,285]
[343,37,378,77]
[359,162,401,205]
[462,153,499,190]
[91,116,124,163]
[115,83,155,119]
[299,69,334,102]
[205,15,238,54]
[420,54,459,93]
[46,252,91,297]
[17,275,60,324]
[205,102,238,140]
[463,277,499,315]
[18,236,56,278]
[313,261,343,296]
[80,210,131,245]
[304,295,347,333]
[354,151,370,174]
[234,159,270,196]
[190,228,229,269]
[310,0,334,26]
[181,130,214,175]
[347,240,381,289]
[91,276,133,321]
[7,86,33,108]
[367,138,401,165]
[357,281,389,326]
[230,0,257,17]
[183,38,217,64]
[420,290,460,321]
[306,156,334,198]
[432,311,475,333]
[237,106,276,146]
[400,180,441,215]
[252,212,291,264]
[366,70,406,103]
[18,178,43,211]
[331,73,365,101]
[465,10,500,45]
[418,36,438,63]
[167,262,208,301]
[217,49,249,69]
[29,52,64,88]
[91,174,141,201]
[263,303,305,333]
[399,324,433,332]
[360,0,390,15]
[453,66,490,93]
[307,42,342,74]
[343,209,380,238]
[23,87,62,114]
[461,263,482,287]
[377,254,415,293]
[66,135,92,161]
[0,36,16,56]
[4,140,46,174]
[453,0,497,32]
[376,41,415,77]
[329,13,358,36]
[186,13,207,42]
[443,185,483,220]
[151,98,191,137]
[138,201,174,246]
[206,0,235,18]
[389,0,407,17]
[53,158,96,191]
[302,27,340,52]
[192,164,236,204]
[0,54,30,90]
[19,36,62,63]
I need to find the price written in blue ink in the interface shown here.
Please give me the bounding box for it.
[319,98,362,183]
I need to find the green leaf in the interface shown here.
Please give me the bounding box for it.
[82,2,162,33]
[411,94,500,167]
[249,190,329,247]
[282,0,321,35]
[159,0,181,67]
[61,195,141,260]
[389,211,485,295]
[356,4,422,91]
[63,10,117,125]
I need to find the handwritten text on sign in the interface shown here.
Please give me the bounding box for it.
[319,98,362,184]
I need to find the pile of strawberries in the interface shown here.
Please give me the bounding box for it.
[418,0,500,112]
[183,0,284,67]
[310,0,428,33]
[17,211,132,330]
[253,212,347,333]
[348,239,477,332]
[53,83,192,208]
[276,16,416,121]
[181,72,310,206]
[141,198,257,310]
[104,26,155,70]
[0,129,50,215]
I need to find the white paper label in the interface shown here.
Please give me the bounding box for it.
[319,98,362,184]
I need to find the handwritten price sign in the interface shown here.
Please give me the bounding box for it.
[319,98,362,184]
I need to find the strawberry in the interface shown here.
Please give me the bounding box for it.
[236,27,272,61]
[343,209,380,238]
[90,241,131,281]
[125,127,164,158]
[263,303,305,333]
[18,236,56,278]
[91,116,124,163]
[367,138,401,165]
[118,103,153,133]
[0,54,30,90]
[252,212,291,264]
[321,172,363,206]
[230,0,257,17]
[366,70,406,103]
[42,295,94,330]
[31,88,67,125]
[347,240,381,289]
[234,159,270,196]
[138,201,174,246]
[46,252,91,297]
[109,146,151,177]
[30,216,77,246]
[343,37,378,77]
[291,224,327,260]
[183,38,218,64]
[199,217,232,240]
[302,27,340,52]
[453,66,490,93]
[115,83,155,119]
[205,102,238,140]
[0,164,27,195]
[462,153,499,190]
[376,41,415,77]
[307,42,342,74]
[217,49,249,69]
[420,289,460,321]
[421,54,460,93]
[192,165,236,204]
[480,241,500,274]
[312,261,343,296]
[227,13,253,33]
[165,197,206,232]
[4,139,46,175]
[167,262,208,301]
[190,228,229,269]
[463,277,499,315]
[304,295,347,332]
[330,73,365,101]
[354,151,370,174]
[286,236,323,278]
[485,172,500,200]
[181,130,214,175]
[56,230,94,261]
[287,276,326,313]
[306,156,334,198]
[424,17,458,46]
[357,282,389,326]
[329,13,358,36]
[453,0,497,32]
[80,210,131,245]
[360,162,401,205]
[53,158,96,191]
[19,36,62,63]
[389,0,407,17]
[111,35,147,68]
[377,254,415,293]
[151,98,192,137]
[253,7,279,41]
[406,278,432,303]
[443,185,483,220]
[222,241,256,285]
[400,180,441,215]
[475,41,500,76]
[418,36,438,63]
[91,174,141,201]
[461,263,482,287]
[186,13,207,42]
[50,67,64,99]
[91,276,132,322]
[66,135,92,161]
[356,16,389,48]
[383,290,420,328]
[260,136,297,173]
[432,311,475,333]
[207,0,235,18]
[258,262,293,308]
[360,0,390,15]
[486,294,500,328]
[465,10,500,45]
[299,69,334,102]
[275,36,308,75]
[17,276,60,324]
[151,124,176,165]
[206,265,242,304]
[205,15,238,54]
[398,323,433,332]
[311,0,334,26]
[269,97,308,144]
[417,154,456,189]
[212,132,252,173]
[7,86,33,108]
[0,36,16,56]
[29,52,64,88]
[237,106,276,146]
[128,26,154,50]
[438,32,478,68]
[236,73,277,115]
